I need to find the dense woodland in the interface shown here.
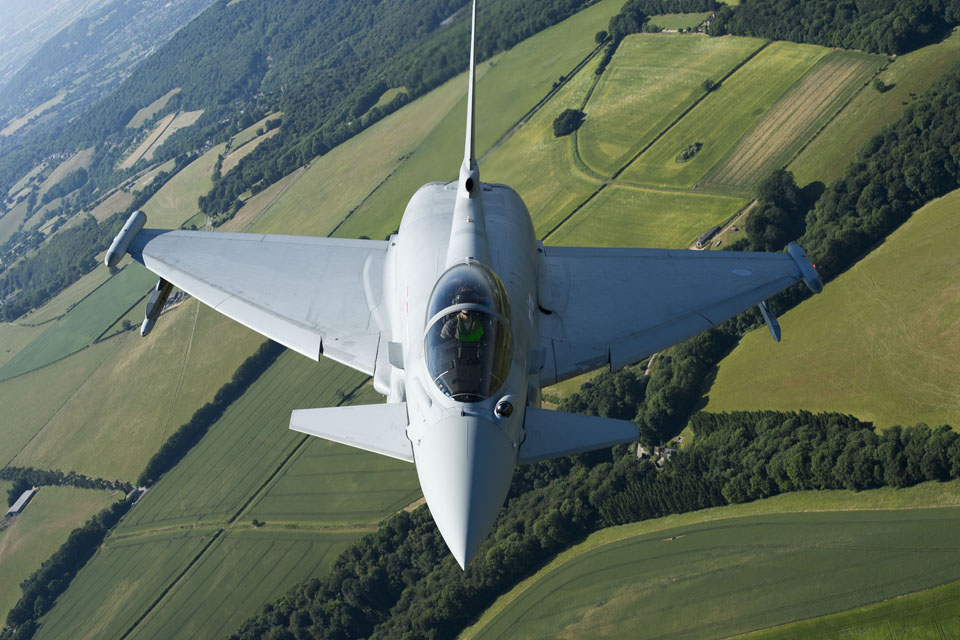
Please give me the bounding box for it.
[710,0,960,55]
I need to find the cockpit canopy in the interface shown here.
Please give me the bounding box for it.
[425,263,512,403]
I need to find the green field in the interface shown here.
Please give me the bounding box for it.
[336,0,623,242]
[619,41,827,191]
[463,481,960,640]
[10,298,262,480]
[126,88,181,129]
[115,352,413,533]
[0,340,116,467]
[141,142,225,228]
[11,266,112,326]
[33,527,218,640]
[706,189,960,429]
[548,184,745,248]
[702,50,883,190]
[789,28,960,187]
[125,529,361,640]
[0,264,156,381]
[0,487,119,617]
[35,355,418,639]
[740,579,960,639]
[578,34,764,176]
[0,322,45,368]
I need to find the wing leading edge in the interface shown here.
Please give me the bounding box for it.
[538,242,821,384]
[121,223,388,375]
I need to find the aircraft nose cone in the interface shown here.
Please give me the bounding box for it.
[414,415,516,569]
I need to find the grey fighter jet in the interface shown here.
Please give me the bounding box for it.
[105,0,822,568]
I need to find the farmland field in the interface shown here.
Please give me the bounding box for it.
[0,322,45,368]
[0,487,119,617]
[140,141,225,229]
[619,41,827,192]
[706,189,960,429]
[702,50,883,190]
[120,113,176,170]
[229,112,281,148]
[125,529,362,640]
[336,0,622,242]
[463,481,960,640]
[577,34,764,176]
[740,579,960,639]
[126,88,181,129]
[0,340,115,466]
[36,147,95,200]
[115,351,382,533]
[17,266,113,325]
[547,184,745,248]
[789,28,960,187]
[89,188,135,222]
[0,264,157,381]
[221,128,280,174]
[32,527,218,640]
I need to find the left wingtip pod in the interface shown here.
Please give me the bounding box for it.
[787,242,823,294]
[105,210,147,268]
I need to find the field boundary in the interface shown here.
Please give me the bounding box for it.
[541,40,771,243]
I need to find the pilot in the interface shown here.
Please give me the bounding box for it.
[441,308,484,342]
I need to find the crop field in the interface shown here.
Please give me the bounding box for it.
[229,112,282,148]
[245,386,421,526]
[125,529,362,640]
[789,28,960,187]
[577,35,764,176]
[0,264,157,381]
[336,0,623,242]
[12,300,264,481]
[89,188,135,222]
[0,91,67,137]
[0,487,119,616]
[33,527,218,640]
[741,579,960,639]
[116,351,374,532]
[148,110,205,160]
[18,267,113,326]
[120,113,176,170]
[619,41,828,192]
[547,184,745,248]
[126,88,181,129]
[0,199,30,244]
[464,485,960,640]
[0,322,45,368]
[141,142,225,228]
[706,189,960,429]
[702,51,884,190]
[0,340,115,466]
[129,158,176,191]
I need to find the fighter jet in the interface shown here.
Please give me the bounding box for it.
[105,0,822,568]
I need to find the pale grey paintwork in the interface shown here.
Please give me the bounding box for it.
[107,0,822,568]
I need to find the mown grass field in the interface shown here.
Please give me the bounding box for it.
[125,529,362,640]
[140,142,225,228]
[221,128,280,175]
[36,147,95,201]
[229,112,282,149]
[619,41,827,191]
[126,88,181,129]
[547,184,745,248]
[0,322,45,369]
[18,266,113,325]
[702,50,884,190]
[0,339,115,467]
[115,351,391,533]
[789,28,960,187]
[120,113,177,170]
[336,0,623,242]
[33,527,218,640]
[0,264,156,381]
[89,188,135,222]
[12,299,264,481]
[740,579,960,639]
[706,189,960,429]
[0,487,119,617]
[577,34,764,176]
[463,481,960,640]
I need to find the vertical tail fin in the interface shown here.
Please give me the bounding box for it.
[463,0,477,174]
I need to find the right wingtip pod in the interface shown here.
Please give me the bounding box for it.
[787,242,823,294]
[105,210,147,268]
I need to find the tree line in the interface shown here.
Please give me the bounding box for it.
[228,411,959,639]
[709,0,960,55]
[2,468,133,507]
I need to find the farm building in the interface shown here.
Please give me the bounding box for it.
[6,488,38,516]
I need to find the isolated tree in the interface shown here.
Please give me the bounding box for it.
[553,109,585,137]
[595,30,608,44]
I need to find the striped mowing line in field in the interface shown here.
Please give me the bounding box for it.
[704,52,883,189]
